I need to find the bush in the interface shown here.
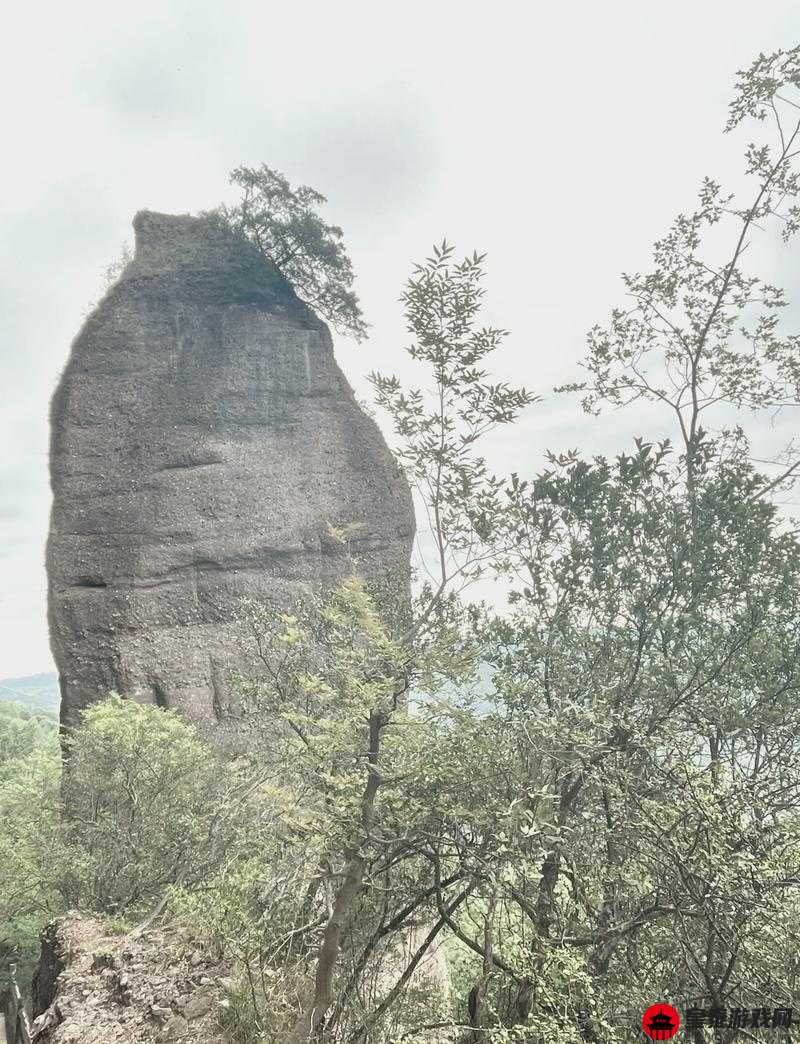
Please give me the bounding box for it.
[60,696,223,912]
[0,745,61,989]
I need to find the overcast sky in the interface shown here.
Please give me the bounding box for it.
[1,1,798,678]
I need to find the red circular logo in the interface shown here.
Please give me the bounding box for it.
[642,1004,680,1040]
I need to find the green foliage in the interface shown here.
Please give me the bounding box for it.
[560,44,800,469]
[0,703,61,988]
[453,432,800,1033]
[0,700,58,778]
[218,974,273,1043]
[370,241,536,609]
[196,53,800,1034]
[222,164,367,340]
[0,694,254,1006]
[59,695,225,912]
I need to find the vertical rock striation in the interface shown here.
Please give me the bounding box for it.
[47,211,414,730]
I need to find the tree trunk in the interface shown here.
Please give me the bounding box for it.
[286,710,385,1042]
[287,850,367,1042]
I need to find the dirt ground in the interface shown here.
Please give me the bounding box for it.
[30,913,234,1043]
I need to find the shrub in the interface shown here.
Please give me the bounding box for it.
[60,695,223,912]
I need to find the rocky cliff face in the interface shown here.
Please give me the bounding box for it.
[47,211,413,729]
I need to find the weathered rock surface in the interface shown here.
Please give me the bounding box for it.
[47,211,414,729]
[31,913,233,1043]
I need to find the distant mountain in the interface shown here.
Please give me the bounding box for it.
[0,672,60,714]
